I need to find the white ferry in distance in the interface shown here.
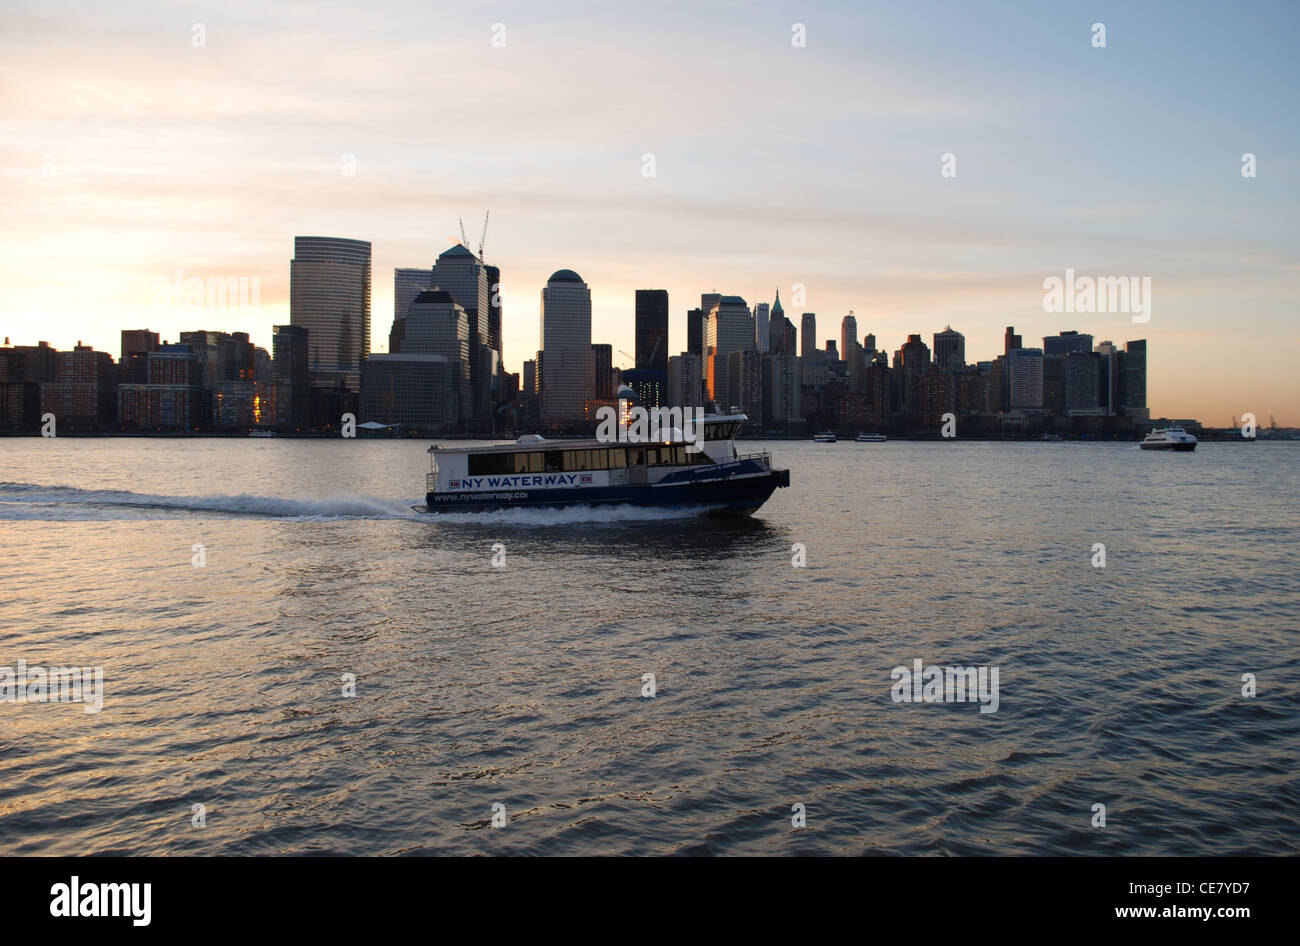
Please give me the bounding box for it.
[855,432,887,443]
[1140,426,1198,451]
[414,413,790,514]
[813,431,837,443]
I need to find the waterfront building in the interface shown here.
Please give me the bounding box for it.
[705,295,753,406]
[1007,347,1045,412]
[726,348,762,418]
[360,354,462,434]
[1064,351,1101,412]
[753,302,770,354]
[800,311,817,362]
[40,343,117,430]
[761,353,802,426]
[933,325,965,369]
[635,289,669,376]
[591,343,613,399]
[668,352,704,410]
[540,269,594,427]
[289,236,372,394]
[1044,330,1093,357]
[1119,339,1148,420]
[272,325,311,431]
[390,267,433,352]
[841,312,858,358]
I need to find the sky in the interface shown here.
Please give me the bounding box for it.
[1,0,1296,424]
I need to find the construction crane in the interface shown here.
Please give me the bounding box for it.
[456,213,490,262]
[617,349,637,368]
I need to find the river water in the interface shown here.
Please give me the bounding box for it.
[1,437,1296,854]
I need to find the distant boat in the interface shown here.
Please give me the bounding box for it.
[249,430,277,438]
[855,432,887,443]
[1140,426,1197,451]
[1040,433,1063,442]
[813,431,837,443]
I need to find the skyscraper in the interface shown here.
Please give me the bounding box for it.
[754,302,770,354]
[388,288,470,427]
[634,289,669,376]
[686,308,704,362]
[431,244,490,429]
[1007,347,1045,411]
[668,353,703,410]
[272,324,310,431]
[121,329,159,365]
[1004,325,1022,355]
[1043,330,1093,357]
[727,349,762,419]
[1119,339,1148,419]
[540,269,593,426]
[1096,340,1119,415]
[896,334,931,418]
[404,290,469,363]
[800,311,817,362]
[391,267,433,352]
[485,264,502,364]
[290,236,372,393]
[1064,351,1101,412]
[762,354,802,425]
[705,296,753,407]
[841,312,858,357]
[592,343,613,399]
[933,326,965,369]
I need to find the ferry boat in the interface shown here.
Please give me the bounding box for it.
[414,413,790,515]
[855,432,887,443]
[813,431,837,443]
[1140,426,1197,451]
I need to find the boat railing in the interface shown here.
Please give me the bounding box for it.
[426,472,437,492]
[734,451,773,471]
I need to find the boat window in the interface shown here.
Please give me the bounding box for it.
[469,453,513,476]
[629,448,646,467]
[608,448,626,468]
[704,421,739,441]
[544,451,563,472]
[564,449,588,471]
[589,449,607,470]
[511,453,532,474]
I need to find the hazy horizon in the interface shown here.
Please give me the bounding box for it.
[2,0,1296,424]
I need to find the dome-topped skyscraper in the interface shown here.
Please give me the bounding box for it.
[539,269,593,428]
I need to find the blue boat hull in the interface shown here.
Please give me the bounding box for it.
[421,467,790,515]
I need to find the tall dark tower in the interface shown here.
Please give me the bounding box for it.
[485,264,502,364]
[1004,325,1022,355]
[686,308,704,360]
[635,289,669,375]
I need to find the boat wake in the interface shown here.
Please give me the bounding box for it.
[0,482,725,525]
[0,481,417,521]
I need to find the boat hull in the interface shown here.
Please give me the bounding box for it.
[418,468,790,515]
[1140,442,1196,451]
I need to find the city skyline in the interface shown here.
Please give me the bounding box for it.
[1,0,1296,424]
